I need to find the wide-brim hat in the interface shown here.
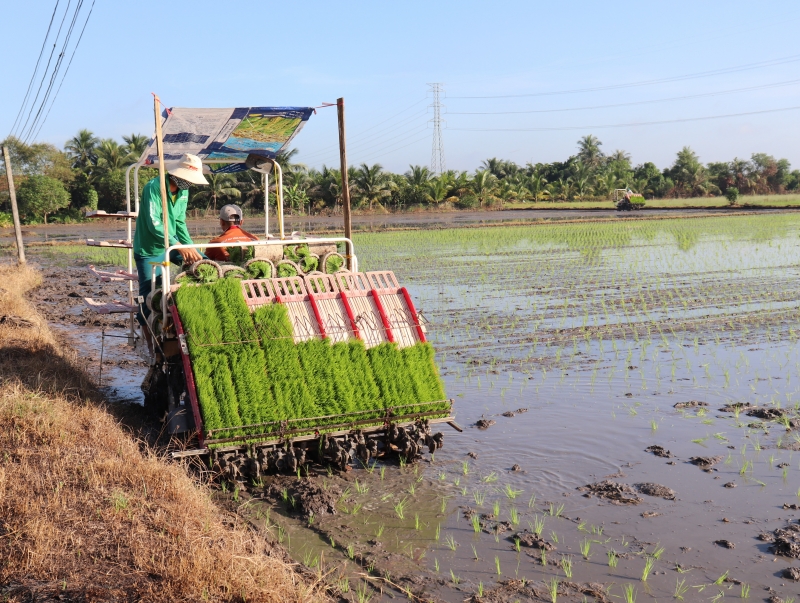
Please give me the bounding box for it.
[168,153,208,185]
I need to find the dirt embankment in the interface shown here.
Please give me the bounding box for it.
[0,264,325,602]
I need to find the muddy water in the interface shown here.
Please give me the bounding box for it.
[10,214,800,601]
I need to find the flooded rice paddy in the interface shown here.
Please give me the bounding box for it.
[7,212,800,602]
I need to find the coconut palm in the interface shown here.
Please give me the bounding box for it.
[192,173,241,212]
[576,135,604,170]
[95,139,134,173]
[525,173,548,202]
[594,173,619,198]
[352,163,394,211]
[122,133,149,159]
[427,178,449,205]
[65,129,99,171]
[471,170,497,207]
[404,165,433,205]
[573,176,593,201]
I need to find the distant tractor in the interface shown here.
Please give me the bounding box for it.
[614,188,645,211]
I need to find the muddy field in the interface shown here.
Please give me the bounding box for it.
[6,212,800,602]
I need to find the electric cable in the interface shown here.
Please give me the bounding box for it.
[9,1,61,136]
[447,105,800,132]
[447,79,800,115]
[449,53,800,99]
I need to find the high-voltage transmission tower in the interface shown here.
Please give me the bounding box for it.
[428,83,446,175]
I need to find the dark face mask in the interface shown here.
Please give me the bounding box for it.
[170,175,192,190]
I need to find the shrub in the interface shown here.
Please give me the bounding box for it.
[725,187,739,205]
[16,175,71,223]
[455,194,479,209]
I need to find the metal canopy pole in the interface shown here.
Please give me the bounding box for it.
[153,95,171,322]
[337,98,352,268]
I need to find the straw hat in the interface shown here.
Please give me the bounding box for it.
[168,154,208,185]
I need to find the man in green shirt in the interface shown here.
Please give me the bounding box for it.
[133,153,207,332]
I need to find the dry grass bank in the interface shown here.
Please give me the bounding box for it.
[0,264,325,602]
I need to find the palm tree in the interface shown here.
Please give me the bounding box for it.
[427,178,449,205]
[577,135,604,170]
[275,148,305,173]
[122,133,149,159]
[192,173,241,212]
[573,177,592,201]
[95,139,134,173]
[404,165,432,205]
[65,129,99,171]
[471,170,497,206]
[525,173,548,202]
[352,163,394,211]
[594,173,619,198]
[608,149,631,164]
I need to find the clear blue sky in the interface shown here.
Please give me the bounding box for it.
[2,0,799,173]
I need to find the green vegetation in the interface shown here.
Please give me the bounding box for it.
[173,279,447,443]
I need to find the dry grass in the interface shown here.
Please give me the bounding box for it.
[0,263,325,602]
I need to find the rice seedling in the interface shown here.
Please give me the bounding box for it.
[433,558,439,572]
[541,548,547,566]
[482,472,498,483]
[674,578,689,600]
[435,523,440,541]
[504,484,523,499]
[462,460,470,475]
[355,479,368,494]
[550,530,559,544]
[394,497,408,520]
[374,524,384,539]
[641,556,655,581]
[473,490,486,506]
[495,555,502,576]
[477,582,484,597]
[414,513,420,531]
[449,569,460,585]
[444,534,458,551]
[607,549,618,568]
[493,500,501,517]
[472,544,479,560]
[531,514,545,537]
[470,514,481,533]
[651,544,665,560]
[713,570,728,585]
[560,555,573,578]
[355,581,371,603]
[580,538,592,560]
[548,577,559,603]
[509,507,520,526]
[622,583,637,603]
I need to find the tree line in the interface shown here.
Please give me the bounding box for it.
[1,131,799,224]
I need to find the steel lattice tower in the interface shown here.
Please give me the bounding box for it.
[428,83,446,175]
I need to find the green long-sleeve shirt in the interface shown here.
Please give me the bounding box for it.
[133,176,194,257]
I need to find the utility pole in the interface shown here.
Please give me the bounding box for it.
[2,145,26,264]
[428,83,446,176]
[337,97,352,268]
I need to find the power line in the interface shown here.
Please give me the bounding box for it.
[446,79,800,115]
[449,53,800,99]
[22,0,86,143]
[9,1,61,136]
[428,83,445,175]
[31,0,96,141]
[15,0,73,139]
[446,105,800,132]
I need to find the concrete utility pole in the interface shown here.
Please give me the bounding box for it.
[337,97,352,268]
[2,145,26,263]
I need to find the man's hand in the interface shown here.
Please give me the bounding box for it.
[178,247,202,264]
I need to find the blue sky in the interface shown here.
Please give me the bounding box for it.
[2,0,800,173]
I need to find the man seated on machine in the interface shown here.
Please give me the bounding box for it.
[204,204,259,262]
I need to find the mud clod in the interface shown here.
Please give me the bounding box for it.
[467,451,478,459]
[265,480,339,519]
[714,539,735,549]
[759,533,776,542]
[674,400,709,409]
[641,511,661,518]
[783,504,800,510]
[577,480,642,505]
[719,403,757,413]
[514,529,556,550]
[475,419,496,429]
[634,483,676,500]
[770,523,800,558]
[511,464,522,472]
[689,455,723,469]
[746,407,785,420]
[645,444,674,458]
[501,411,515,417]
[514,408,528,414]
[782,567,800,581]
[724,482,737,488]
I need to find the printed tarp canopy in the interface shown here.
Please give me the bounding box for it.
[140,106,314,172]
